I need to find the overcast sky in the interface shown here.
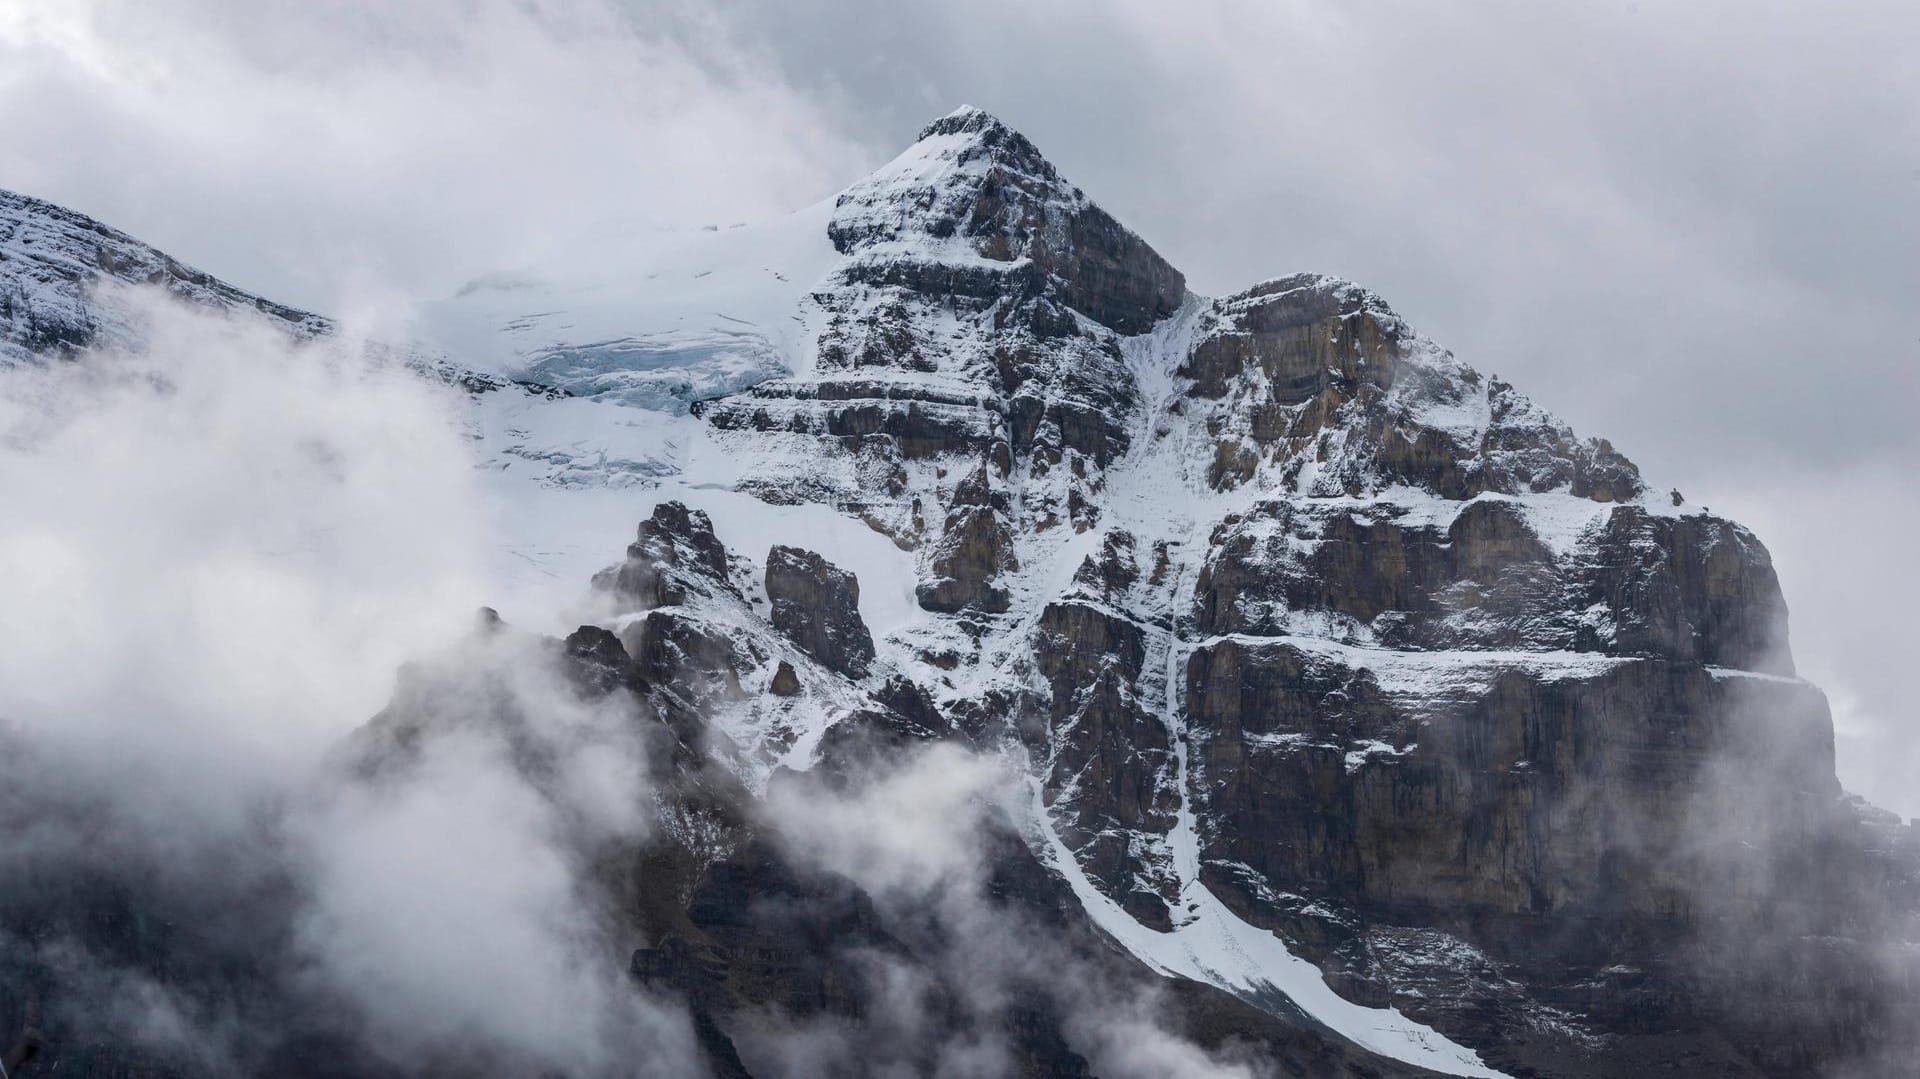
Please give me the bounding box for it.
[2,0,1915,814]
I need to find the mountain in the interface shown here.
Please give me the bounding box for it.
[2,106,1917,1077]
[0,188,330,359]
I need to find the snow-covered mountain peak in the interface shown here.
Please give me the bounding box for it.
[917,102,1002,136]
[0,188,330,362]
[409,107,1185,412]
[825,106,1185,336]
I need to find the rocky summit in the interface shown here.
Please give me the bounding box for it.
[1,107,1916,1077]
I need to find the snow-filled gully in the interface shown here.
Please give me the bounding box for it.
[1020,308,1509,1077]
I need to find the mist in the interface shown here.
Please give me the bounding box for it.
[0,294,488,795]
[0,296,700,1075]
[752,744,1272,1079]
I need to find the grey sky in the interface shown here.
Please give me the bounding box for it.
[2,0,1915,813]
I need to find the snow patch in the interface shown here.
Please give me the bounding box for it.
[419,195,840,408]
[1028,779,1507,1078]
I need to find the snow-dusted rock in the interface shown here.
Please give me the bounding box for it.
[0,188,327,360]
[3,104,1915,1079]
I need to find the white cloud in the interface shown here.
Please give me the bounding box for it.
[0,294,692,1073]
[0,293,489,806]
[293,716,673,1074]
[758,745,1284,1078]
[0,0,869,312]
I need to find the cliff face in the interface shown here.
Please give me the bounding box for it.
[1,107,1915,1078]
[678,109,1915,1076]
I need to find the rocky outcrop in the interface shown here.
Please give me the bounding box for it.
[592,501,737,611]
[768,659,801,696]
[1193,494,1794,670]
[828,106,1185,336]
[1176,275,1645,502]
[1032,598,1180,928]
[699,108,1156,572]
[1184,641,1837,920]
[1181,632,1911,1076]
[917,503,1013,614]
[915,461,1018,613]
[765,545,875,678]
[1180,274,1404,406]
[1575,504,1794,674]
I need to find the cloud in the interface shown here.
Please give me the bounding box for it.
[0,0,868,312]
[0,291,489,807]
[766,741,1012,896]
[758,743,1275,1078]
[0,294,695,1075]
[290,640,678,1076]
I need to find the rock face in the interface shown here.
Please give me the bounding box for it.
[1193,493,1792,669]
[827,107,1186,336]
[678,109,1918,1077]
[768,659,801,696]
[595,501,737,610]
[3,107,1917,1078]
[765,545,875,678]
[399,510,1439,1079]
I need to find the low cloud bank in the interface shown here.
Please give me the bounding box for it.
[0,297,698,1075]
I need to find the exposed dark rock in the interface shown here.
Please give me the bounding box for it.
[1070,528,1141,602]
[768,659,801,697]
[1575,504,1794,674]
[1184,640,1836,921]
[915,462,1018,614]
[1030,600,1179,927]
[811,707,946,789]
[622,608,747,707]
[828,107,1185,335]
[765,545,875,678]
[1179,273,1403,405]
[917,503,1014,613]
[1193,495,1793,669]
[562,623,644,696]
[699,379,1002,462]
[1172,632,1906,1074]
[592,501,736,610]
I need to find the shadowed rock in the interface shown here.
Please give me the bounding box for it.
[593,501,735,611]
[768,659,801,697]
[766,545,876,678]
